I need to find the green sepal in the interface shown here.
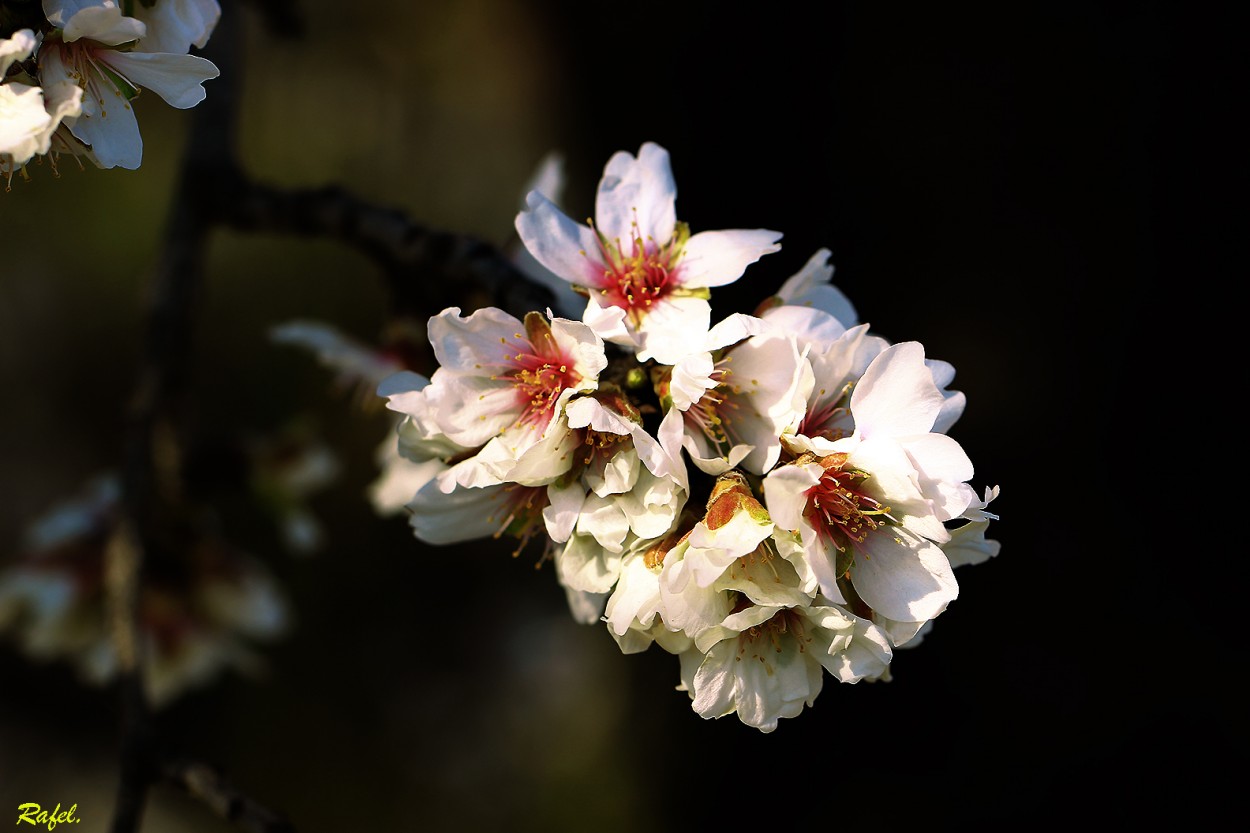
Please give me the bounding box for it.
[835,545,855,580]
[99,63,140,100]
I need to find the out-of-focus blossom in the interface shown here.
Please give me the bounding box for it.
[0,473,290,706]
[247,423,341,555]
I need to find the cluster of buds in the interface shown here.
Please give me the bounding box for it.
[1,0,220,182]
[379,142,1001,732]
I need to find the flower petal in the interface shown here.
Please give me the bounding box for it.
[595,141,677,247]
[515,191,604,288]
[104,50,219,109]
[134,0,220,54]
[850,342,944,440]
[680,228,783,288]
[852,528,957,623]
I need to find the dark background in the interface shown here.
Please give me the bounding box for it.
[0,1,1236,830]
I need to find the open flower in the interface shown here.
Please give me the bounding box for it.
[1,29,83,176]
[37,0,219,169]
[764,342,974,641]
[678,599,892,733]
[661,313,809,476]
[757,247,859,328]
[515,141,783,363]
[380,307,606,494]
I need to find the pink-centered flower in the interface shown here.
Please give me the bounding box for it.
[515,141,783,364]
[764,342,976,640]
[385,306,606,491]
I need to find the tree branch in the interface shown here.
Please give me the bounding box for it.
[107,0,555,829]
[163,760,295,833]
[218,181,554,320]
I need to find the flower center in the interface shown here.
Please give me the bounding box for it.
[803,453,892,553]
[507,351,578,427]
[487,483,548,559]
[732,605,813,666]
[589,219,689,325]
[684,356,743,453]
[501,313,582,428]
[797,382,854,441]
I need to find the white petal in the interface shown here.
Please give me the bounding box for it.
[775,248,859,327]
[850,342,944,440]
[616,469,683,539]
[554,533,620,594]
[563,586,608,625]
[101,50,217,108]
[0,29,37,76]
[60,4,147,45]
[683,512,774,589]
[0,84,52,165]
[407,481,505,545]
[659,565,731,640]
[515,191,604,288]
[762,462,822,531]
[541,480,585,543]
[504,421,580,486]
[679,228,783,288]
[134,0,220,54]
[423,373,520,448]
[852,528,957,622]
[605,550,662,635]
[943,520,1001,568]
[631,407,689,491]
[565,396,633,435]
[63,61,143,169]
[720,334,808,474]
[595,142,677,247]
[761,305,849,350]
[682,436,753,477]
[690,644,739,719]
[574,493,629,553]
[368,453,442,517]
[900,432,976,520]
[846,438,949,541]
[926,358,966,433]
[634,295,712,364]
[822,612,893,681]
[426,306,519,371]
[670,351,717,412]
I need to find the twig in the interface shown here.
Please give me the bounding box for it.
[163,760,295,833]
[107,2,238,830]
[106,0,555,829]
[219,180,554,320]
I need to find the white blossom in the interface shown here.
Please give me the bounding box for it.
[764,342,977,643]
[38,0,219,169]
[515,141,783,363]
[678,600,891,732]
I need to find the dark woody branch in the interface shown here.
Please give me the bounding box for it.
[108,1,552,831]
[163,760,296,833]
[216,180,555,321]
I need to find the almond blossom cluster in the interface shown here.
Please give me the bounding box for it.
[379,142,1002,732]
[0,0,219,182]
